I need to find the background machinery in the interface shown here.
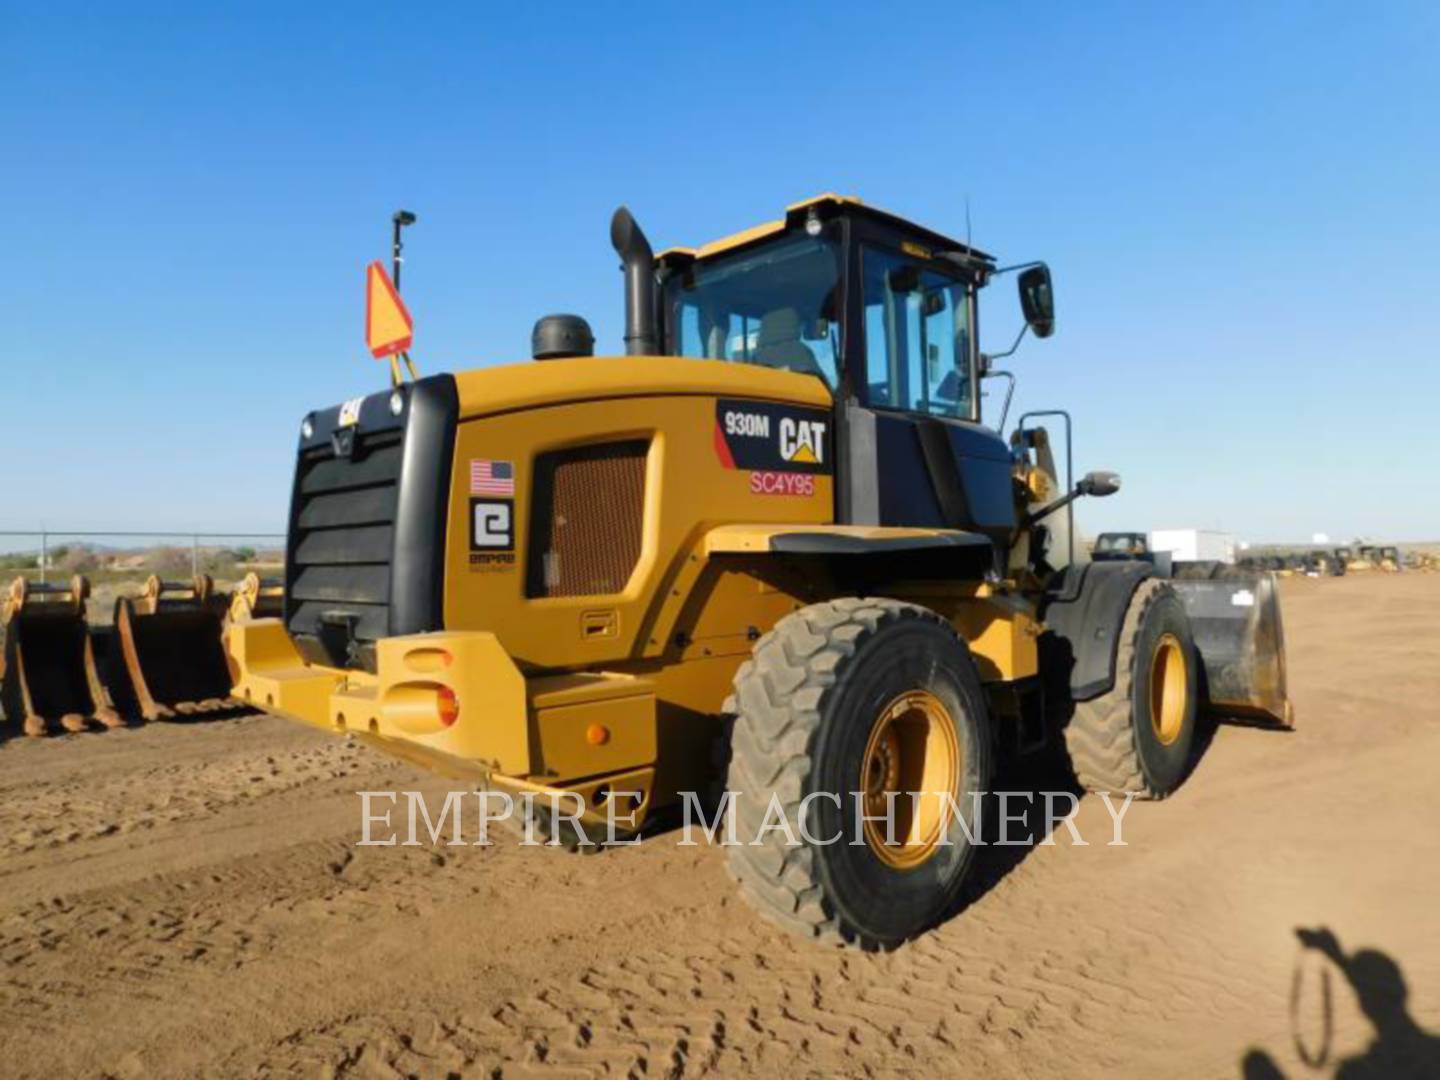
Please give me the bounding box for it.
[227,195,1292,949]
[1092,532,1150,561]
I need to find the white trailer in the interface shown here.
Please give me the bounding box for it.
[1149,529,1235,564]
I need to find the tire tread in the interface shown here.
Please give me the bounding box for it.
[724,597,972,949]
[1062,578,1175,799]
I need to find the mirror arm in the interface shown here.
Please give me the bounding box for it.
[1023,472,1119,531]
[1023,479,1105,531]
[982,322,1029,366]
[1023,485,1085,531]
[990,259,1047,277]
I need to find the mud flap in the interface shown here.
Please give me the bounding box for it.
[1,576,122,737]
[1169,572,1293,727]
[111,575,236,721]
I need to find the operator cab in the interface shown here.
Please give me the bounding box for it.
[652,195,1057,555]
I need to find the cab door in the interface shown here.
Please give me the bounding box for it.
[839,239,1016,549]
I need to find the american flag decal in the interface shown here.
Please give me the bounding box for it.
[470,458,515,496]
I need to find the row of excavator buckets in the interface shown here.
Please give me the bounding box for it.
[0,572,283,738]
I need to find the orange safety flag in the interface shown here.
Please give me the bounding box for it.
[365,261,413,358]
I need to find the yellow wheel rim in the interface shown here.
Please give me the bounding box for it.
[1149,633,1188,746]
[859,689,962,870]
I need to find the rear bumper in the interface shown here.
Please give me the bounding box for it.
[227,619,659,825]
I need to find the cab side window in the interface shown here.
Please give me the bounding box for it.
[862,246,973,420]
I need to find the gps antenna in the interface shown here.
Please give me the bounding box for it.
[391,210,418,381]
[392,210,417,290]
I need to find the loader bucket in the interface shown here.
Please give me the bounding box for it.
[1170,571,1293,728]
[1,576,122,737]
[112,575,234,721]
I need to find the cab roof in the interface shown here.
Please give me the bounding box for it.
[657,193,995,266]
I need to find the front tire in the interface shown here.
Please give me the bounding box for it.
[724,598,992,950]
[1062,579,1199,798]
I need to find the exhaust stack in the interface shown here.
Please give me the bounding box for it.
[610,206,658,356]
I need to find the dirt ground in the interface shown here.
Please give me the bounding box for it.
[2,574,1438,1078]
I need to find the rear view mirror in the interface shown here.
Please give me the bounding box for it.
[1018,264,1055,339]
[1079,470,1120,497]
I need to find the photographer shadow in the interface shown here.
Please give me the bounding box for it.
[1241,927,1440,1078]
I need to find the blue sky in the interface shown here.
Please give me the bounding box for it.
[5,1,1436,543]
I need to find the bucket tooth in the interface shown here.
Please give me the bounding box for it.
[112,575,235,722]
[2,575,119,738]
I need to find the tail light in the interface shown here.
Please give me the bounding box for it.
[438,686,460,727]
[382,682,460,734]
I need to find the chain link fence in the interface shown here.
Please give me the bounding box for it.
[0,530,286,585]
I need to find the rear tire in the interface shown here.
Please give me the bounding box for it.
[1062,580,1199,798]
[724,598,992,950]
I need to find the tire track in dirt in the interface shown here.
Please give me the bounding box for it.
[0,831,507,1051]
[3,576,1440,1078]
[219,834,1256,1079]
[0,715,396,858]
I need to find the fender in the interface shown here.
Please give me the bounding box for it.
[703,523,992,557]
[1040,560,1155,701]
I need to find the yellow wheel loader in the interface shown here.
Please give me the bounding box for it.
[229,195,1292,948]
[1348,546,1379,573]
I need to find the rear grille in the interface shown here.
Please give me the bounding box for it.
[526,441,648,598]
[287,428,402,667]
[283,377,457,672]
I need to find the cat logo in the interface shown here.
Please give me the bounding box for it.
[779,417,826,465]
[713,399,831,475]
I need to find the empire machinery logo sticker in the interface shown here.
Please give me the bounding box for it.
[469,458,517,572]
[713,399,831,496]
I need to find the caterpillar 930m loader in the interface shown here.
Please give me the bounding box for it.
[229,195,1291,948]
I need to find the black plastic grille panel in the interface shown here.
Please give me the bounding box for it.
[287,428,402,664]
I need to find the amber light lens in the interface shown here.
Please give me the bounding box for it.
[438,686,460,727]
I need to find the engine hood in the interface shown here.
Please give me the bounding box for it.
[451,356,833,421]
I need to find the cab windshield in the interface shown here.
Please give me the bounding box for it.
[662,229,842,387]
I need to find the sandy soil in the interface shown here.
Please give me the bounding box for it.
[2,574,1438,1078]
